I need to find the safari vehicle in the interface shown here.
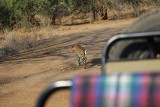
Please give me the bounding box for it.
[36,9,160,107]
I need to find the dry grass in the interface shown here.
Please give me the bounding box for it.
[0,26,66,57]
[0,17,125,58]
[107,3,157,19]
[0,19,133,60]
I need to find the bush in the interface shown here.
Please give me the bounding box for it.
[0,0,12,29]
[0,0,160,30]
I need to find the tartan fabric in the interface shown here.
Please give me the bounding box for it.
[71,73,160,107]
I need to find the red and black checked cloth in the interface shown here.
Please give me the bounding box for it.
[71,73,160,107]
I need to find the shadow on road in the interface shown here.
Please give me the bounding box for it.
[87,58,102,68]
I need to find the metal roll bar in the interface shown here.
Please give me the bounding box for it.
[36,80,72,107]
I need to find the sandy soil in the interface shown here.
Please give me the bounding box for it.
[0,19,135,107]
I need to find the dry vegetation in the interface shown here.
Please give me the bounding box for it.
[0,19,132,62]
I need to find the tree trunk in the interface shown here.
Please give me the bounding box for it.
[102,11,108,20]
[51,15,56,25]
[90,0,96,23]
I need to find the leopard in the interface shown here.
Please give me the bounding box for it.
[71,44,87,69]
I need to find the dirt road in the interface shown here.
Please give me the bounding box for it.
[0,19,134,107]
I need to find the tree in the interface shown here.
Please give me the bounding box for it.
[96,0,108,20]
[0,0,12,29]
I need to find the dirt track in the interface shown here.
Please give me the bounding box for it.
[0,19,134,107]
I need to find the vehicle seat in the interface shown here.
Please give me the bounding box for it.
[71,73,160,107]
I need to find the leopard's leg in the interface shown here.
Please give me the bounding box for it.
[84,50,87,68]
[83,57,87,69]
[77,55,81,66]
[80,56,86,67]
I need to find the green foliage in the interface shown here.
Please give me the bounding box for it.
[11,0,47,28]
[0,0,159,30]
[0,0,12,28]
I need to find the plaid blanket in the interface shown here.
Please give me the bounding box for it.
[71,73,160,107]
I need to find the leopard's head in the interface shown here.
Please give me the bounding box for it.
[71,44,79,53]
